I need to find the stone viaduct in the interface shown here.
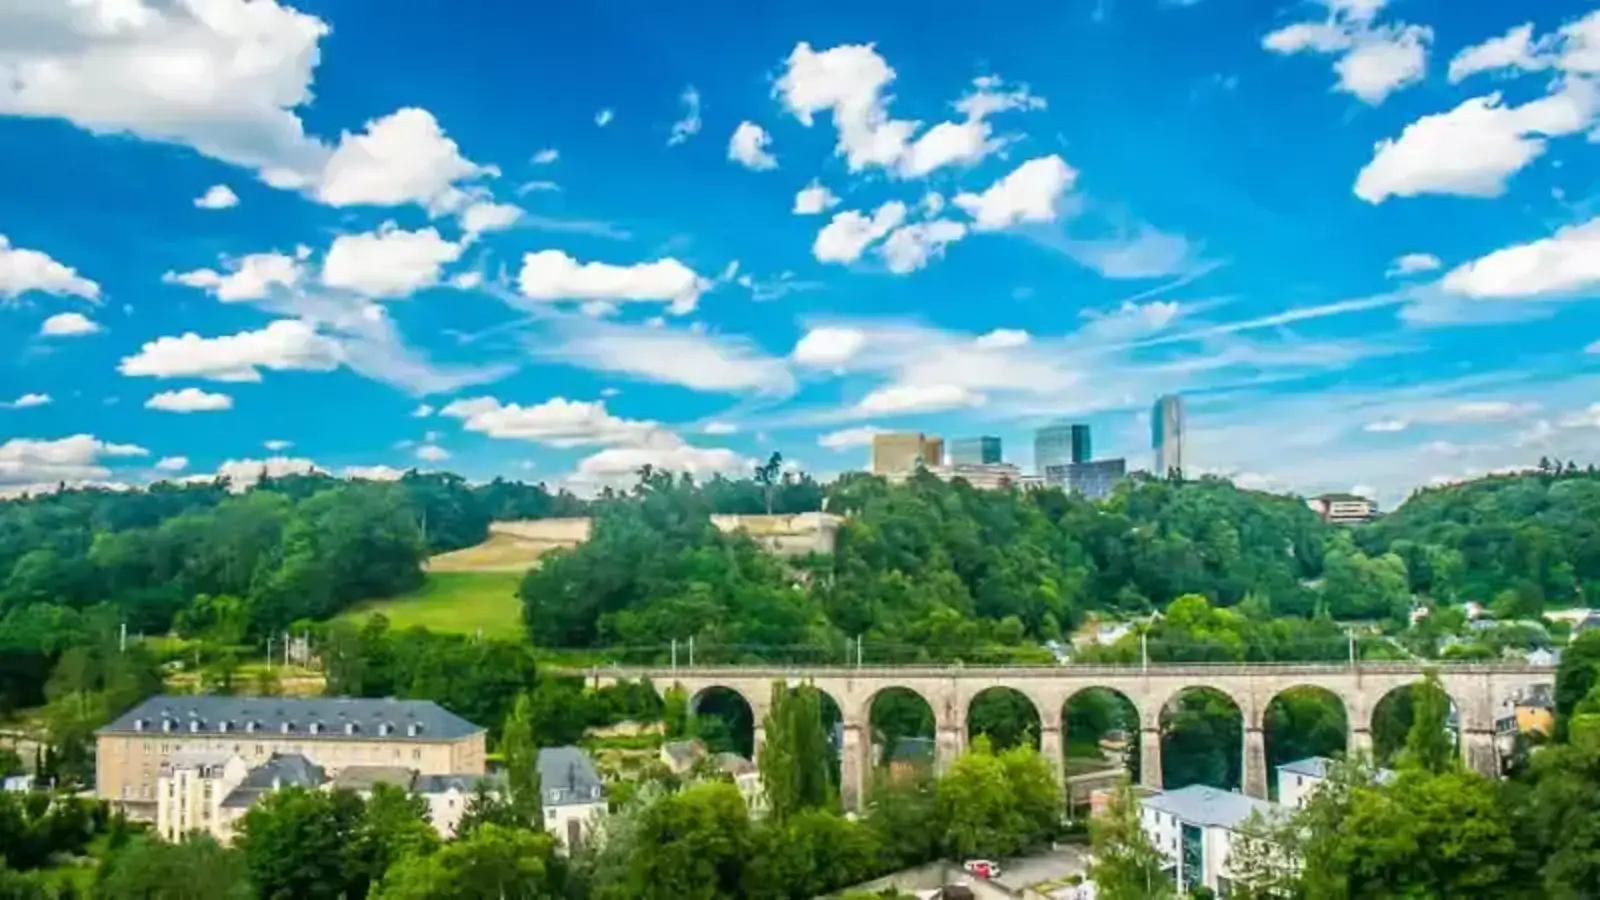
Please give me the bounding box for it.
[586,662,1556,811]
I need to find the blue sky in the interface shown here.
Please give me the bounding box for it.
[2,0,1599,505]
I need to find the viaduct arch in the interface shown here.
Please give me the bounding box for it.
[587,662,1554,811]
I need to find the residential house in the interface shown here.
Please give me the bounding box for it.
[212,753,326,843]
[1276,756,1395,810]
[712,752,764,814]
[539,746,606,853]
[416,772,507,837]
[2,774,35,793]
[885,737,936,783]
[155,751,252,842]
[1140,785,1288,895]
[659,739,704,775]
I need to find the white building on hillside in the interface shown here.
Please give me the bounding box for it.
[156,751,251,842]
[1276,756,1395,810]
[539,746,606,853]
[1140,785,1286,895]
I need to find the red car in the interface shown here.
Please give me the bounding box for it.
[963,859,1002,879]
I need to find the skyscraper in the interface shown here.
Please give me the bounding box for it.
[1152,394,1186,478]
[1070,424,1092,464]
[950,436,1002,465]
[1034,423,1075,474]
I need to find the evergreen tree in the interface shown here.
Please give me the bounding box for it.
[759,681,834,821]
[502,690,544,829]
[1400,671,1457,774]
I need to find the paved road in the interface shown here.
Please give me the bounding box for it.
[993,846,1093,896]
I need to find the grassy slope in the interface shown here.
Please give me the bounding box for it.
[338,570,526,639]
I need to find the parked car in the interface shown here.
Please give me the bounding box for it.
[963,859,1002,879]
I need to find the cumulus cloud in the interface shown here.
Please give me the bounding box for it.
[145,388,234,413]
[973,329,1031,349]
[728,121,778,170]
[155,456,189,472]
[214,456,320,492]
[537,318,796,395]
[164,250,307,302]
[321,224,463,298]
[566,433,750,492]
[793,180,841,215]
[0,434,148,488]
[517,250,709,315]
[531,148,559,164]
[1387,252,1443,277]
[1262,0,1433,105]
[264,440,293,452]
[1439,216,1600,300]
[441,396,657,447]
[5,393,51,409]
[342,464,406,481]
[813,202,907,265]
[194,185,239,210]
[311,107,494,214]
[119,320,343,382]
[879,220,968,274]
[953,156,1077,231]
[774,43,1044,178]
[415,444,450,462]
[855,383,985,415]
[792,326,867,368]
[0,235,101,301]
[40,312,100,337]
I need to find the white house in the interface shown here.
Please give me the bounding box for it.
[1140,785,1286,895]
[1276,757,1395,810]
[539,746,606,853]
[155,751,252,842]
[712,752,764,814]
[415,772,506,837]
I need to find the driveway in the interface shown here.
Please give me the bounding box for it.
[992,845,1093,896]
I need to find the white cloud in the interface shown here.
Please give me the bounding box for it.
[343,464,405,481]
[1079,300,1185,340]
[1362,400,1539,433]
[1587,339,1600,354]
[793,180,841,215]
[517,250,709,315]
[119,320,343,382]
[1364,418,1408,433]
[702,421,738,435]
[264,440,293,452]
[0,435,148,487]
[1440,216,1600,300]
[595,109,614,127]
[774,43,1044,178]
[879,220,968,273]
[566,433,749,491]
[460,202,522,237]
[1262,0,1432,105]
[1055,226,1198,279]
[313,107,492,213]
[155,456,189,472]
[165,250,306,302]
[532,148,559,164]
[1355,84,1600,203]
[1387,252,1442,277]
[0,235,101,301]
[973,329,1031,349]
[5,393,51,409]
[855,383,985,415]
[415,444,450,462]
[814,201,907,264]
[441,396,657,447]
[792,327,867,367]
[194,184,239,210]
[728,121,778,170]
[321,225,463,298]
[1448,24,1549,83]
[215,457,319,491]
[668,86,702,146]
[953,155,1077,231]
[0,0,330,191]
[145,388,234,413]
[538,319,796,395]
[412,404,434,417]
[818,425,887,450]
[40,312,100,336]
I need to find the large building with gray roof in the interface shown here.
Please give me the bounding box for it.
[98,695,487,820]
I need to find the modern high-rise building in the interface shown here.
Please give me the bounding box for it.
[950,436,1002,465]
[870,432,944,476]
[1034,423,1072,474]
[1071,424,1092,464]
[1152,394,1186,478]
[1044,458,1127,500]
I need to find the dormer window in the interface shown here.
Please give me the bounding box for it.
[345,722,359,735]
[308,722,322,736]
[133,719,146,733]
[378,723,393,736]
[406,723,422,737]
[281,722,294,734]
[161,719,173,733]
[245,721,259,733]
[218,721,231,733]
[188,720,202,733]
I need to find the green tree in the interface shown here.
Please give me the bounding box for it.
[370,824,561,900]
[351,783,439,887]
[934,736,1057,860]
[234,787,365,900]
[1088,779,1176,900]
[1399,672,1457,774]
[95,833,251,900]
[609,781,754,900]
[502,690,544,829]
[759,682,834,821]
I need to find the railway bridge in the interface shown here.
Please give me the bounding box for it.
[585,661,1556,810]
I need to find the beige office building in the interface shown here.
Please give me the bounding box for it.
[97,695,487,821]
[870,432,944,477]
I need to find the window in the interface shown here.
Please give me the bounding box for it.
[411,749,421,761]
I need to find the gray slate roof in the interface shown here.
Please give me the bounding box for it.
[221,754,325,809]
[1277,756,1397,785]
[416,772,506,794]
[329,766,417,792]
[1142,785,1284,830]
[538,746,604,807]
[100,695,483,741]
